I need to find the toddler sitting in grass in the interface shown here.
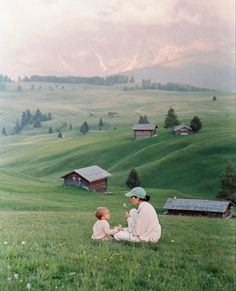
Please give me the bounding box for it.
[92,207,122,240]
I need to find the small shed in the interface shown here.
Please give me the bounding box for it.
[173,124,193,135]
[132,124,158,139]
[108,112,118,117]
[164,198,232,218]
[61,165,111,192]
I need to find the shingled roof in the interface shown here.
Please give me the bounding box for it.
[173,124,192,131]
[62,165,111,182]
[164,198,231,213]
[132,123,157,130]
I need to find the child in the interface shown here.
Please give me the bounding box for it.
[92,207,121,240]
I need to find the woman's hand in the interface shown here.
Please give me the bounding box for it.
[124,211,130,220]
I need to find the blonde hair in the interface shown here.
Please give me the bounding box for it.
[95,207,109,220]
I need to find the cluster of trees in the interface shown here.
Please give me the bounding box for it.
[124,80,213,92]
[138,115,149,124]
[0,74,11,90]
[22,75,134,86]
[55,118,106,137]
[164,107,202,133]
[14,109,52,133]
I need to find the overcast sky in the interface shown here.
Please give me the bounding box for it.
[0,0,235,78]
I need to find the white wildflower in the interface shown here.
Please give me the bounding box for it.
[21,241,26,245]
[26,283,32,289]
[4,241,8,245]
[14,273,19,280]
[123,203,126,208]
[7,277,11,281]
[171,239,175,243]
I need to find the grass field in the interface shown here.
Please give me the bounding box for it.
[0,82,235,290]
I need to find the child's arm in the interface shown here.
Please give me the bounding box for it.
[103,222,119,235]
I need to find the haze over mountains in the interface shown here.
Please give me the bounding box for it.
[0,1,235,92]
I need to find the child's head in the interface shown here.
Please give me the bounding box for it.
[95,207,110,220]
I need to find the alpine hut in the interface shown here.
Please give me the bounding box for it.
[132,123,158,139]
[164,198,232,218]
[173,124,193,135]
[61,165,111,192]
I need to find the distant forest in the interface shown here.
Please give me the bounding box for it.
[22,75,130,85]
[0,74,11,90]
[123,79,214,92]
[1,73,214,92]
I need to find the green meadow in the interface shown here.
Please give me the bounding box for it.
[0,82,235,290]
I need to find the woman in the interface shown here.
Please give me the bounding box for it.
[114,187,161,243]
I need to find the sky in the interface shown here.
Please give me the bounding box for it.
[0,0,235,79]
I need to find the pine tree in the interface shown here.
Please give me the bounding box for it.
[98,118,104,130]
[217,162,236,203]
[138,115,144,124]
[80,121,89,135]
[34,108,42,121]
[164,107,180,129]
[48,126,53,134]
[190,116,202,133]
[2,127,7,136]
[143,115,149,124]
[15,118,21,133]
[126,168,141,189]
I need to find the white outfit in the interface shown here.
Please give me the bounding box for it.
[92,220,117,240]
[114,202,161,243]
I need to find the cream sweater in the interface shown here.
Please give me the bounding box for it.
[92,220,117,240]
[127,201,161,242]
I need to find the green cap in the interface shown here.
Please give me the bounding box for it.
[125,187,147,199]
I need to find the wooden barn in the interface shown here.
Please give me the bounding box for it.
[164,198,232,218]
[132,124,158,139]
[61,165,111,192]
[173,124,193,135]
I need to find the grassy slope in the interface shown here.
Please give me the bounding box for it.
[0,83,235,290]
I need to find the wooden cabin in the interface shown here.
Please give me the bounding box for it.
[108,112,118,117]
[164,198,232,218]
[61,165,111,192]
[132,124,158,139]
[173,124,193,135]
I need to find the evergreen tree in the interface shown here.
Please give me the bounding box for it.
[80,121,89,135]
[138,115,144,124]
[15,118,21,133]
[69,124,73,130]
[2,127,7,136]
[48,126,53,134]
[190,116,202,133]
[126,168,141,189]
[34,108,42,121]
[98,118,104,130]
[26,109,32,125]
[48,112,52,120]
[217,162,236,203]
[21,111,27,128]
[164,107,180,129]
[84,121,89,133]
[143,115,149,124]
